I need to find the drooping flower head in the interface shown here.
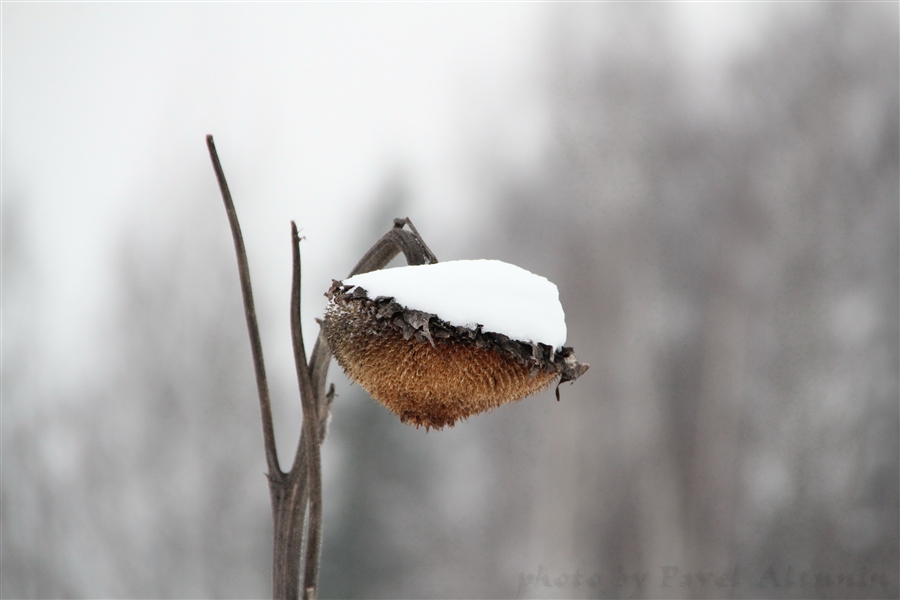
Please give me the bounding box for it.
[324,260,588,429]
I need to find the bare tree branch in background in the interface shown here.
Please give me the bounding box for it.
[205,135,436,599]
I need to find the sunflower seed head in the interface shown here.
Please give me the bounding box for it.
[323,281,588,429]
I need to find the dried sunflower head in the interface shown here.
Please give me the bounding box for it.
[323,260,588,430]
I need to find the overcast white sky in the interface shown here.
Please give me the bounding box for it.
[4,3,552,385]
[3,3,767,393]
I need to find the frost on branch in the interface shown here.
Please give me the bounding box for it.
[323,260,589,430]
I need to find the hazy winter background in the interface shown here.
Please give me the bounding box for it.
[3,3,897,598]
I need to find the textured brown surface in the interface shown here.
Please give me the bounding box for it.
[323,282,588,429]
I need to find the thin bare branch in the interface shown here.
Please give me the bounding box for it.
[289,223,323,600]
[309,332,333,409]
[349,217,438,276]
[206,134,281,479]
[394,217,437,262]
[271,494,302,600]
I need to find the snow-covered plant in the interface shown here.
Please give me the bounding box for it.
[207,134,587,600]
[324,260,588,429]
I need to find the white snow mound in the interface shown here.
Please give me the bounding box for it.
[343,259,567,349]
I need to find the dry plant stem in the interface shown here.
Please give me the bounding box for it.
[349,217,437,276]
[207,134,437,600]
[205,136,281,480]
[289,223,323,599]
[288,219,438,596]
[206,136,293,598]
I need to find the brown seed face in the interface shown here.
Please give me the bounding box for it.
[324,291,562,429]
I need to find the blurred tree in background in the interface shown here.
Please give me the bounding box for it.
[3,205,273,597]
[484,4,898,598]
[2,4,896,598]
